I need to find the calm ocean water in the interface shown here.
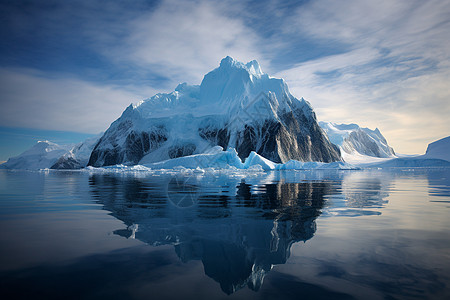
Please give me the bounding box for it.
[0,168,449,299]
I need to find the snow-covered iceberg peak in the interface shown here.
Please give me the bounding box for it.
[218,56,263,76]
[133,56,298,120]
[199,56,292,111]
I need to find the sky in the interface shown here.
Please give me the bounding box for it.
[0,0,449,161]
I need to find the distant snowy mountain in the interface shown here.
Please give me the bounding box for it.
[1,135,101,170]
[423,136,450,161]
[0,141,71,170]
[88,56,341,167]
[319,122,395,159]
[366,135,450,168]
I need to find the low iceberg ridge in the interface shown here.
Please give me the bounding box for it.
[86,147,358,172]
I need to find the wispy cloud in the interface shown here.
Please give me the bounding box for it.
[275,0,450,153]
[116,0,266,85]
[0,68,155,133]
[0,0,266,133]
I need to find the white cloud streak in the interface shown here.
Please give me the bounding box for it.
[276,0,450,154]
[0,0,265,133]
[111,0,266,86]
[0,68,154,133]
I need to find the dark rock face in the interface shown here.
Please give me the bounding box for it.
[88,120,168,167]
[346,130,382,157]
[231,111,340,163]
[339,128,395,158]
[198,127,229,149]
[88,97,340,167]
[202,110,340,164]
[88,109,340,167]
[320,121,395,158]
[168,143,196,159]
[197,110,340,164]
[51,156,83,169]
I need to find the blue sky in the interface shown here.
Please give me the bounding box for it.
[1,0,449,161]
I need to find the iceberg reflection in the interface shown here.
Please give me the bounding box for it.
[89,173,336,294]
[88,170,390,294]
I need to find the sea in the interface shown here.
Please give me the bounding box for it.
[0,168,449,299]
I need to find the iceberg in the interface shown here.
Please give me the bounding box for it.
[423,136,450,162]
[88,56,341,167]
